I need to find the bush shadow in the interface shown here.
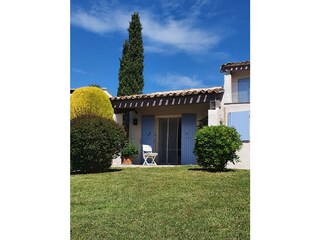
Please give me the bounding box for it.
[188,168,235,173]
[70,168,123,175]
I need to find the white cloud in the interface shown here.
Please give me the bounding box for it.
[144,45,171,54]
[72,68,93,76]
[71,3,222,54]
[154,73,205,90]
[71,8,129,34]
[141,13,219,54]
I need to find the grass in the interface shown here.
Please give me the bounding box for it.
[71,166,250,240]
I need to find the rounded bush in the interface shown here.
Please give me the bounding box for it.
[71,116,127,173]
[70,86,114,120]
[194,125,242,171]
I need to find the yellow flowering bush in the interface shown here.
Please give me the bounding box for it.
[70,86,114,120]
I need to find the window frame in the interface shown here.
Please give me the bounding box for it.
[237,78,250,103]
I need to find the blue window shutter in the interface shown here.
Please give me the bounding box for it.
[141,116,155,163]
[238,78,250,102]
[228,111,250,141]
[181,114,197,165]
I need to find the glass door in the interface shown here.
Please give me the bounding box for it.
[158,117,181,164]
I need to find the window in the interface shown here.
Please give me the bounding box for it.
[228,111,250,141]
[238,78,250,102]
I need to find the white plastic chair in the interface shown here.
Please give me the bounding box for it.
[142,144,158,166]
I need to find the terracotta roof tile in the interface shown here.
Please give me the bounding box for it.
[220,61,250,72]
[111,87,224,101]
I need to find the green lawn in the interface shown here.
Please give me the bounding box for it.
[71,166,250,240]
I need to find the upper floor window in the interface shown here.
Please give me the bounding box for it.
[238,78,250,102]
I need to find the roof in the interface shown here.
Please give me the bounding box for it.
[111,87,224,101]
[111,87,224,112]
[220,61,250,72]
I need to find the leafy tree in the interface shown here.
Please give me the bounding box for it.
[117,12,144,96]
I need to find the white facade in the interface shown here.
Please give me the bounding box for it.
[221,69,250,169]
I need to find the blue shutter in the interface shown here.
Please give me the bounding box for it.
[238,78,250,102]
[228,111,250,141]
[141,116,155,163]
[181,114,196,165]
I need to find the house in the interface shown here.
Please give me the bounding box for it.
[111,87,224,165]
[219,61,250,169]
[71,61,250,168]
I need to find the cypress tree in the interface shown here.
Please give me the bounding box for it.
[117,40,130,96]
[117,12,144,96]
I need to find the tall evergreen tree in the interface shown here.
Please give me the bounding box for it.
[117,40,130,96]
[117,12,144,96]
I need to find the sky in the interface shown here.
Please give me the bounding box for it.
[70,0,250,96]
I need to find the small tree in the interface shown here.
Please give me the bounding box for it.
[194,125,242,171]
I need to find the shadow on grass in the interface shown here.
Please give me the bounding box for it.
[70,168,123,175]
[188,168,235,173]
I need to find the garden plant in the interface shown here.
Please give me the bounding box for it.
[194,125,242,171]
[71,115,127,173]
[70,86,114,120]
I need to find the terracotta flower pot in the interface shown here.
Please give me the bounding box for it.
[121,157,133,165]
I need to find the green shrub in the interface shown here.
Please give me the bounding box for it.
[71,116,127,173]
[121,142,139,158]
[70,86,113,120]
[194,125,242,171]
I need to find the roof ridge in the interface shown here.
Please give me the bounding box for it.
[220,60,250,72]
[111,86,224,100]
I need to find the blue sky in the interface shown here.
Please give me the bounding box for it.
[71,0,250,96]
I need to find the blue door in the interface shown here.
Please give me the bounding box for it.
[181,114,197,164]
[141,116,155,163]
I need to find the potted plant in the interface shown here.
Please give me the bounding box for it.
[121,142,139,164]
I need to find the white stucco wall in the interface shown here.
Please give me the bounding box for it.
[227,142,250,169]
[208,108,221,126]
[222,103,250,124]
[113,113,123,125]
[222,70,250,104]
[222,103,250,170]
[221,69,250,169]
[222,73,232,104]
[207,103,250,169]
